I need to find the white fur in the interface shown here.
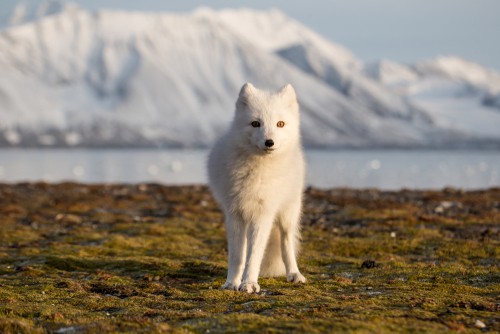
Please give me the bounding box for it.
[208,83,306,293]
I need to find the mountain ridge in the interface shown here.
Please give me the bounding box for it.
[1,1,499,148]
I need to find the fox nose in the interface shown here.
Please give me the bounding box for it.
[265,139,274,147]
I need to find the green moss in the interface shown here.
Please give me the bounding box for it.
[0,184,498,333]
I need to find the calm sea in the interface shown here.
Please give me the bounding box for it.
[0,149,498,190]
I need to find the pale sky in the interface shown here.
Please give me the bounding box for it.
[2,0,500,70]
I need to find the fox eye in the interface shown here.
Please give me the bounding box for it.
[251,121,261,128]
[277,121,285,128]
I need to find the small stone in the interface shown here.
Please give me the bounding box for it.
[474,320,486,329]
[361,260,377,269]
[55,213,82,224]
[390,232,397,238]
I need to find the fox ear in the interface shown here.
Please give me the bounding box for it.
[239,83,256,97]
[279,83,297,104]
[237,83,256,107]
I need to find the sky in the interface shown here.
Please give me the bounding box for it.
[1,0,500,71]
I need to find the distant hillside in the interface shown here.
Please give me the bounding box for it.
[1,1,499,148]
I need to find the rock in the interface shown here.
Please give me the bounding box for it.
[55,213,82,224]
[361,260,378,269]
[474,320,486,329]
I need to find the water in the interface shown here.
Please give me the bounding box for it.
[0,149,498,190]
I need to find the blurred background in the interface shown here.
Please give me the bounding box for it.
[0,0,499,189]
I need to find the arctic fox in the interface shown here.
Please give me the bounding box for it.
[208,83,306,293]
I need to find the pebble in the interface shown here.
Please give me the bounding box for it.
[434,201,463,214]
[143,274,161,282]
[55,213,82,224]
[474,320,486,329]
[361,260,378,269]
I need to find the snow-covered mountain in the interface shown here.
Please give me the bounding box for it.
[0,1,499,148]
[365,58,500,140]
[0,0,73,28]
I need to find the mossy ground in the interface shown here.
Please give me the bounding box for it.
[0,183,498,333]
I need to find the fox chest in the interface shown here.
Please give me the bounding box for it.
[229,163,289,217]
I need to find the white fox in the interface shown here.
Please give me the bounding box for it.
[207,83,306,293]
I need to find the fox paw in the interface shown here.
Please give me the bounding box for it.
[221,281,240,291]
[287,272,306,283]
[239,282,260,293]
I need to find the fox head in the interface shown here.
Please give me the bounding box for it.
[232,83,300,154]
